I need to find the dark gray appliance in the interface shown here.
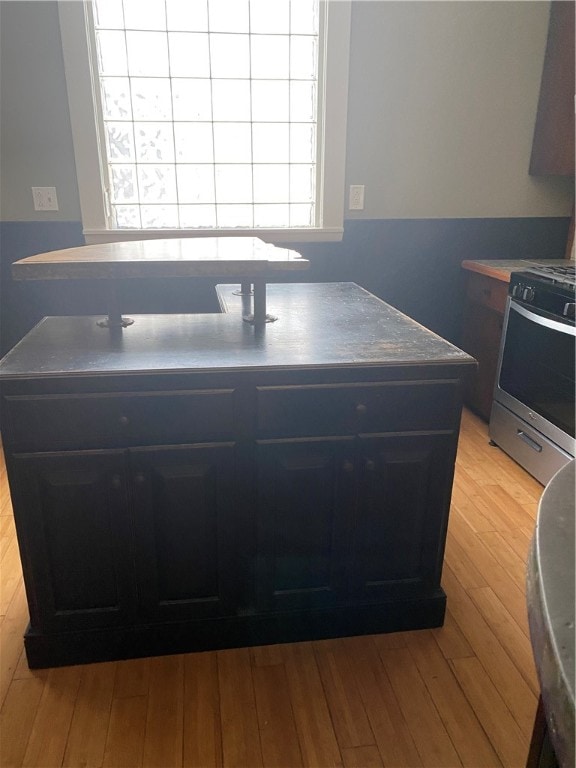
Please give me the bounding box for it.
[490,262,575,485]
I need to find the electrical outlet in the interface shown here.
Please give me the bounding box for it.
[32,187,59,211]
[349,184,365,211]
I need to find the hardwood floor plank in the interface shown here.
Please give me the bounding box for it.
[62,661,116,768]
[0,514,15,559]
[143,654,184,768]
[468,586,539,695]
[498,527,533,564]
[0,581,28,708]
[452,466,513,531]
[22,666,82,768]
[183,651,223,768]
[476,530,528,592]
[442,565,537,739]
[341,745,384,768]
[113,657,151,699]
[405,630,502,767]
[444,532,488,590]
[251,643,285,667]
[253,662,303,767]
[314,639,375,751]
[0,483,13,516]
[459,415,542,503]
[0,677,45,768]
[369,631,410,650]
[431,608,474,661]
[448,508,531,635]
[218,647,263,768]
[342,636,422,768]
[103,695,147,768]
[13,649,49,683]
[450,656,529,768]
[280,642,342,768]
[0,536,23,616]
[378,646,462,768]
[479,485,537,531]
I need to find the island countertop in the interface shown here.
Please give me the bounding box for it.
[0,282,475,380]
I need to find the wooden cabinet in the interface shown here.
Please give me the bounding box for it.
[10,450,135,633]
[10,443,242,633]
[255,425,457,614]
[256,438,356,611]
[353,433,454,602]
[461,271,508,421]
[130,443,240,622]
[3,373,463,667]
[530,1,575,176]
[0,283,474,667]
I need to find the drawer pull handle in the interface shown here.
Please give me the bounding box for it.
[365,459,376,472]
[134,473,146,485]
[119,415,130,427]
[342,460,354,473]
[516,430,542,453]
[356,403,367,415]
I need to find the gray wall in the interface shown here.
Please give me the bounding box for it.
[0,0,573,223]
[345,0,573,219]
[0,1,81,221]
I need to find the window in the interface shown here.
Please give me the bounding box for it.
[59,0,351,244]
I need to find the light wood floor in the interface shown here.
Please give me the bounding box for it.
[0,409,543,768]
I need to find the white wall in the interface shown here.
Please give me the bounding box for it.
[0,1,573,223]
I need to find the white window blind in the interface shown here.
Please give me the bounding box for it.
[59,0,351,243]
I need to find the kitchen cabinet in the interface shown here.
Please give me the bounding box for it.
[530,1,575,176]
[460,270,508,421]
[10,450,135,633]
[0,283,475,667]
[10,443,242,631]
[130,443,240,622]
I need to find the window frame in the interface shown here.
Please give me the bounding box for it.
[58,0,351,244]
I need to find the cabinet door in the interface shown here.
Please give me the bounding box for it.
[461,300,504,421]
[130,443,239,621]
[256,438,356,611]
[351,433,455,603]
[11,451,135,632]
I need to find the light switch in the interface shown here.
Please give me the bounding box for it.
[32,187,59,211]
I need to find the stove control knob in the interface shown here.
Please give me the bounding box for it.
[511,284,522,298]
[522,287,535,301]
[563,302,576,319]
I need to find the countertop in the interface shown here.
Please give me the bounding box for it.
[527,460,575,768]
[11,237,308,281]
[0,282,475,380]
[461,259,573,283]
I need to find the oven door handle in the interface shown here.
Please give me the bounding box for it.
[510,301,576,337]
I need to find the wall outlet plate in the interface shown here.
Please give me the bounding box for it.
[32,187,59,211]
[349,184,365,210]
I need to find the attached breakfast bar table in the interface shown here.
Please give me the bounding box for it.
[11,237,309,327]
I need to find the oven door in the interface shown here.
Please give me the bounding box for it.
[494,298,575,456]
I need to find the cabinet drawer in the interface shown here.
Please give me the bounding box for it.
[4,390,235,451]
[466,273,509,314]
[257,381,460,437]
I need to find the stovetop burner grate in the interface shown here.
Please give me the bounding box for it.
[524,262,575,286]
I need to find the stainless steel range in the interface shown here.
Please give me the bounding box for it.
[490,261,575,485]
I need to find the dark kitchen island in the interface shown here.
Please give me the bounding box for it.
[0,281,475,668]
